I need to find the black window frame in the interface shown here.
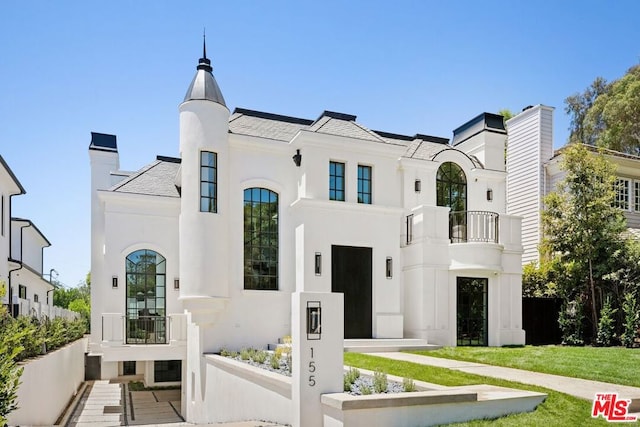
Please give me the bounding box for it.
[154,360,181,383]
[18,285,26,299]
[200,151,218,213]
[244,188,279,290]
[329,161,345,201]
[357,164,372,204]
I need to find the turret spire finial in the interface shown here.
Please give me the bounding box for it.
[203,28,207,60]
[197,29,212,73]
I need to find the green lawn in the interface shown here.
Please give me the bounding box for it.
[413,345,640,388]
[344,353,617,426]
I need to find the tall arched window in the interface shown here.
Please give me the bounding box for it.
[437,162,467,211]
[437,162,468,243]
[126,249,166,344]
[244,188,278,290]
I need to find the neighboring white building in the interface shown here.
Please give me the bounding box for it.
[0,155,68,319]
[89,45,525,420]
[506,104,640,265]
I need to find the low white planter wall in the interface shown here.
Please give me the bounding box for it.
[8,337,87,426]
[202,355,545,427]
[204,355,292,425]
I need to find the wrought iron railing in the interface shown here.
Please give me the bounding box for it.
[125,316,168,344]
[449,211,499,243]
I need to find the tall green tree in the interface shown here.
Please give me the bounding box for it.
[541,144,627,339]
[565,65,640,154]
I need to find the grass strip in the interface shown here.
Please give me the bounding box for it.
[344,353,614,426]
[413,346,640,388]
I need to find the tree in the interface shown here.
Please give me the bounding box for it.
[541,144,627,340]
[565,77,609,145]
[497,108,515,122]
[565,65,640,154]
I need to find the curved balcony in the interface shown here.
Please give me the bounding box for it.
[449,211,499,244]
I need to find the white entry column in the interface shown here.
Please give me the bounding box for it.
[291,291,343,427]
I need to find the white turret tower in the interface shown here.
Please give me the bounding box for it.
[178,39,230,324]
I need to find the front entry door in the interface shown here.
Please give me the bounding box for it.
[331,245,372,339]
[457,277,488,346]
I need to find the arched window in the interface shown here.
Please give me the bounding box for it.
[437,162,467,211]
[244,188,278,290]
[126,249,166,344]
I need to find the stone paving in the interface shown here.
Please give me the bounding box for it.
[67,380,123,427]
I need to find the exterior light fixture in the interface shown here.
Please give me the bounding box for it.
[315,252,322,275]
[306,301,321,340]
[293,149,302,167]
[414,179,421,193]
[174,278,180,289]
[486,189,493,201]
[112,276,118,288]
[386,257,393,279]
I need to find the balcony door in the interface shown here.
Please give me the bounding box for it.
[437,162,467,242]
[126,249,166,344]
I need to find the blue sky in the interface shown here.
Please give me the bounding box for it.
[1,1,639,288]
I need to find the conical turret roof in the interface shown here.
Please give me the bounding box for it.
[183,37,226,106]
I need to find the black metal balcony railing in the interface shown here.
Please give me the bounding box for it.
[449,211,499,243]
[125,316,168,344]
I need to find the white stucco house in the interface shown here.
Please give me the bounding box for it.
[506,104,640,265]
[0,155,69,319]
[88,45,525,418]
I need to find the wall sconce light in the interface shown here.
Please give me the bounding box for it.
[292,149,302,167]
[414,179,421,193]
[386,257,393,279]
[112,276,118,288]
[315,252,322,275]
[174,278,180,290]
[307,301,321,340]
[486,189,493,201]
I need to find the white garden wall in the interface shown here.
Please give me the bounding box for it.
[8,337,88,426]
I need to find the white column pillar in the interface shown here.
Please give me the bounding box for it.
[291,291,343,427]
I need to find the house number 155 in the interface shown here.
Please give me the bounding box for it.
[308,347,316,387]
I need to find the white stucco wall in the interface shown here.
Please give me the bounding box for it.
[8,337,87,426]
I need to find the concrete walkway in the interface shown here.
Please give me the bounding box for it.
[369,351,640,412]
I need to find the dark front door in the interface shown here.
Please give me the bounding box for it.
[457,277,488,346]
[331,245,372,339]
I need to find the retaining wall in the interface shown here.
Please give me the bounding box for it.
[8,337,88,426]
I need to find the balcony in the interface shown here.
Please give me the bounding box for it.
[101,313,187,347]
[125,316,168,344]
[449,211,499,243]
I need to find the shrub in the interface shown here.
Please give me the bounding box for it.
[402,377,417,392]
[373,370,388,393]
[343,367,360,392]
[596,297,617,347]
[558,299,584,345]
[251,350,268,364]
[269,353,281,370]
[360,384,372,395]
[240,348,252,360]
[621,292,639,348]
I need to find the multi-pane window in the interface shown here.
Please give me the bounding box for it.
[437,162,467,211]
[635,181,640,212]
[33,294,39,303]
[357,165,372,204]
[329,161,345,201]
[244,188,278,290]
[614,178,630,210]
[200,151,217,213]
[126,250,166,344]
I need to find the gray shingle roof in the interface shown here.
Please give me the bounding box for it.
[403,140,483,168]
[111,160,181,198]
[310,116,386,143]
[229,110,311,141]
